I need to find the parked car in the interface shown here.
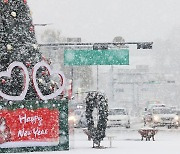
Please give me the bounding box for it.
[107,108,130,128]
[150,107,179,129]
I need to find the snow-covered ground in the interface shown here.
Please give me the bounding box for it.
[70,128,180,154]
[10,125,180,154]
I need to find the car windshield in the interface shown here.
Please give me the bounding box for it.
[153,108,176,114]
[109,109,127,115]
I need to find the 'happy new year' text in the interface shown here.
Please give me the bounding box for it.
[18,128,48,138]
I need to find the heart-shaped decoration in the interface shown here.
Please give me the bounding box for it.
[0,62,30,100]
[32,61,66,100]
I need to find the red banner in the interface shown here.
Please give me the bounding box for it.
[0,108,59,147]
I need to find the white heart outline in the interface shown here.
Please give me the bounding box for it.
[32,61,66,100]
[0,61,30,100]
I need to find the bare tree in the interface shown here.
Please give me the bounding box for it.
[113,36,126,48]
[40,30,93,93]
[41,29,61,43]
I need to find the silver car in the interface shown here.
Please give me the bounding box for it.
[151,107,179,129]
[107,108,130,128]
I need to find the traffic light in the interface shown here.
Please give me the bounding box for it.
[137,42,153,49]
[167,80,175,83]
[93,43,108,50]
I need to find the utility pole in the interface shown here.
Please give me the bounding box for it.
[97,65,99,91]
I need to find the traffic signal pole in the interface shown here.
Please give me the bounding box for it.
[39,42,153,49]
[39,41,153,105]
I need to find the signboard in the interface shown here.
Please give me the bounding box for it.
[64,49,129,65]
[0,100,69,153]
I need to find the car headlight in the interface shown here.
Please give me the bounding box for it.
[174,116,179,121]
[153,115,159,122]
[68,116,76,122]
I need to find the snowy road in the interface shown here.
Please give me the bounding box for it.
[5,116,180,154]
[69,128,180,154]
[5,118,180,154]
[10,127,180,154]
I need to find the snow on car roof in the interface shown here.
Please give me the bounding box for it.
[109,108,127,110]
[147,104,166,109]
[152,106,170,110]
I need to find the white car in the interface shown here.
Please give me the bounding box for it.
[107,108,130,128]
[151,107,179,129]
[69,109,85,128]
[145,103,166,110]
[143,104,166,126]
[176,110,180,126]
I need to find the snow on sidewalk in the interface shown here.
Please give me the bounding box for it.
[8,128,180,154]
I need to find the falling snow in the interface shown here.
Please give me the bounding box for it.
[1,0,180,153]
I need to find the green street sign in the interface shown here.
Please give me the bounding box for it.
[64,49,129,65]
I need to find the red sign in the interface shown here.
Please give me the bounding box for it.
[0,108,59,147]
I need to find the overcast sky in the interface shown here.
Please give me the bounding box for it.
[28,0,180,43]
